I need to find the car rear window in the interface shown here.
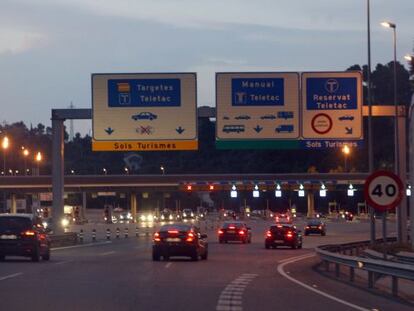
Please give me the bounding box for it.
[160,224,191,232]
[308,220,322,225]
[270,225,291,233]
[0,217,32,233]
[223,223,244,229]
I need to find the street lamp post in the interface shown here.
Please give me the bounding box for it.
[342,144,350,173]
[35,152,42,175]
[381,21,408,244]
[2,136,9,174]
[22,147,29,175]
[160,166,165,175]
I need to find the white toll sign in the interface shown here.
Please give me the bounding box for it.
[216,72,300,141]
[364,170,404,211]
[92,73,197,151]
[302,71,363,140]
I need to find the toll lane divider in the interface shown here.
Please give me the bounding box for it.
[315,238,414,298]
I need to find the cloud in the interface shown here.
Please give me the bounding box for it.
[0,29,47,54]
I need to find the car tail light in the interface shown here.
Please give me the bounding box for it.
[186,232,195,242]
[23,230,36,237]
[168,230,179,234]
[238,230,245,235]
[153,232,161,242]
[286,231,293,238]
[305,226,310,229]
[218,230,224,235]
[266,230,272,238]
[318,226,322,229]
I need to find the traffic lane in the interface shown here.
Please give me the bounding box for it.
[273,254,414,311]
[0,237,222,311]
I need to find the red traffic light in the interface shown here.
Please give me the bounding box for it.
[209,185,214,191]
[186,185,192,191]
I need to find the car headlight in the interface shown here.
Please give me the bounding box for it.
[140,215,146,221]
[183,213,187,217]
[161,215,165,220]
[120,215,124,220]
[147,214,154,222]
[61,218,69,227]
[169,215,173,220]
[191,213,194,217]
[42,221,48,228]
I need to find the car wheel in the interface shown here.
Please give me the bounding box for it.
[152,252,161,261]
[291,243,297,249]
[321,232,326,236]
[224,240,228,244]
[31,246,40,262]
[0,255,5,261]
[201,251,208,260]
[242,238,247,244]
[42,249,51,261]
[191,253,199,261]
[265,244,270,249]
[305,232,309,236]
[219,239,223,244]
[298,243,303,249]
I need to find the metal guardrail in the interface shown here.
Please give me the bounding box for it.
[315,238,414,297]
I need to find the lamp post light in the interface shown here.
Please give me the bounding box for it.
[35,152,42,175]
[160,165,165,175]
[2,136,9,174]
[342,144,351,172]
[102,168,107,175]
[22,148,29,175]
[124,167,129,175]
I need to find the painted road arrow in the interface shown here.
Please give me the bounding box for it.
[176,126,185,134]
[254,125,263,133]
[105,127,114,135]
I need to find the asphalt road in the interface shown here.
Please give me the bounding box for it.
[0,218,411,311]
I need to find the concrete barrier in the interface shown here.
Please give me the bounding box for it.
[50,232,78,247]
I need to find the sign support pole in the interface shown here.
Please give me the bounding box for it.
[382,211,387,259]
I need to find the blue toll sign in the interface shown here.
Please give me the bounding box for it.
[107,79,181,107]
[231,78,284,106]
[306,78,357,110]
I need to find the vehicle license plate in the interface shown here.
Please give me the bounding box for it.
[275,239,284,243]
[0,235,17,239]
[227,230,235,234]
[166,238,181,242]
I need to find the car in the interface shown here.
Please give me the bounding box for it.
[275,124,294,133]
[131,112,157,121]
[338,115,354,121]
[222,210,237,219]
[152,224,208,261]
[234,115,251,120]
[304,219,326,236]
[260,114,276,120]
[160,209,175,221]
[0,214,51,262]
[218,221,252,244]
[275,213,292,224]
[265,224,302,249]
[181,209,195,220]
[139,212,155,222]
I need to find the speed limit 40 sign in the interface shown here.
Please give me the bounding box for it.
[364,170,404,211]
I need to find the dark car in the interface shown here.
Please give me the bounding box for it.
[152,224,208,261]
[218,221,252,244]
[131,112,157,121]
[304,219,326,236]
[0,214,51,262]
[265,224,302,249]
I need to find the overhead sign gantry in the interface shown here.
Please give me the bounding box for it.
[92,73,198,151]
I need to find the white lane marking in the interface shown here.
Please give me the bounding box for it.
[52,241,112,250]
[99,251,116,256]
[216,273,258,311]
[0,272,23,281]
[165,262,172,268]
[277,253,371,311]
[54,260,74,266]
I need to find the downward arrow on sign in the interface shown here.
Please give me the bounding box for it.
[254,125,263,133]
